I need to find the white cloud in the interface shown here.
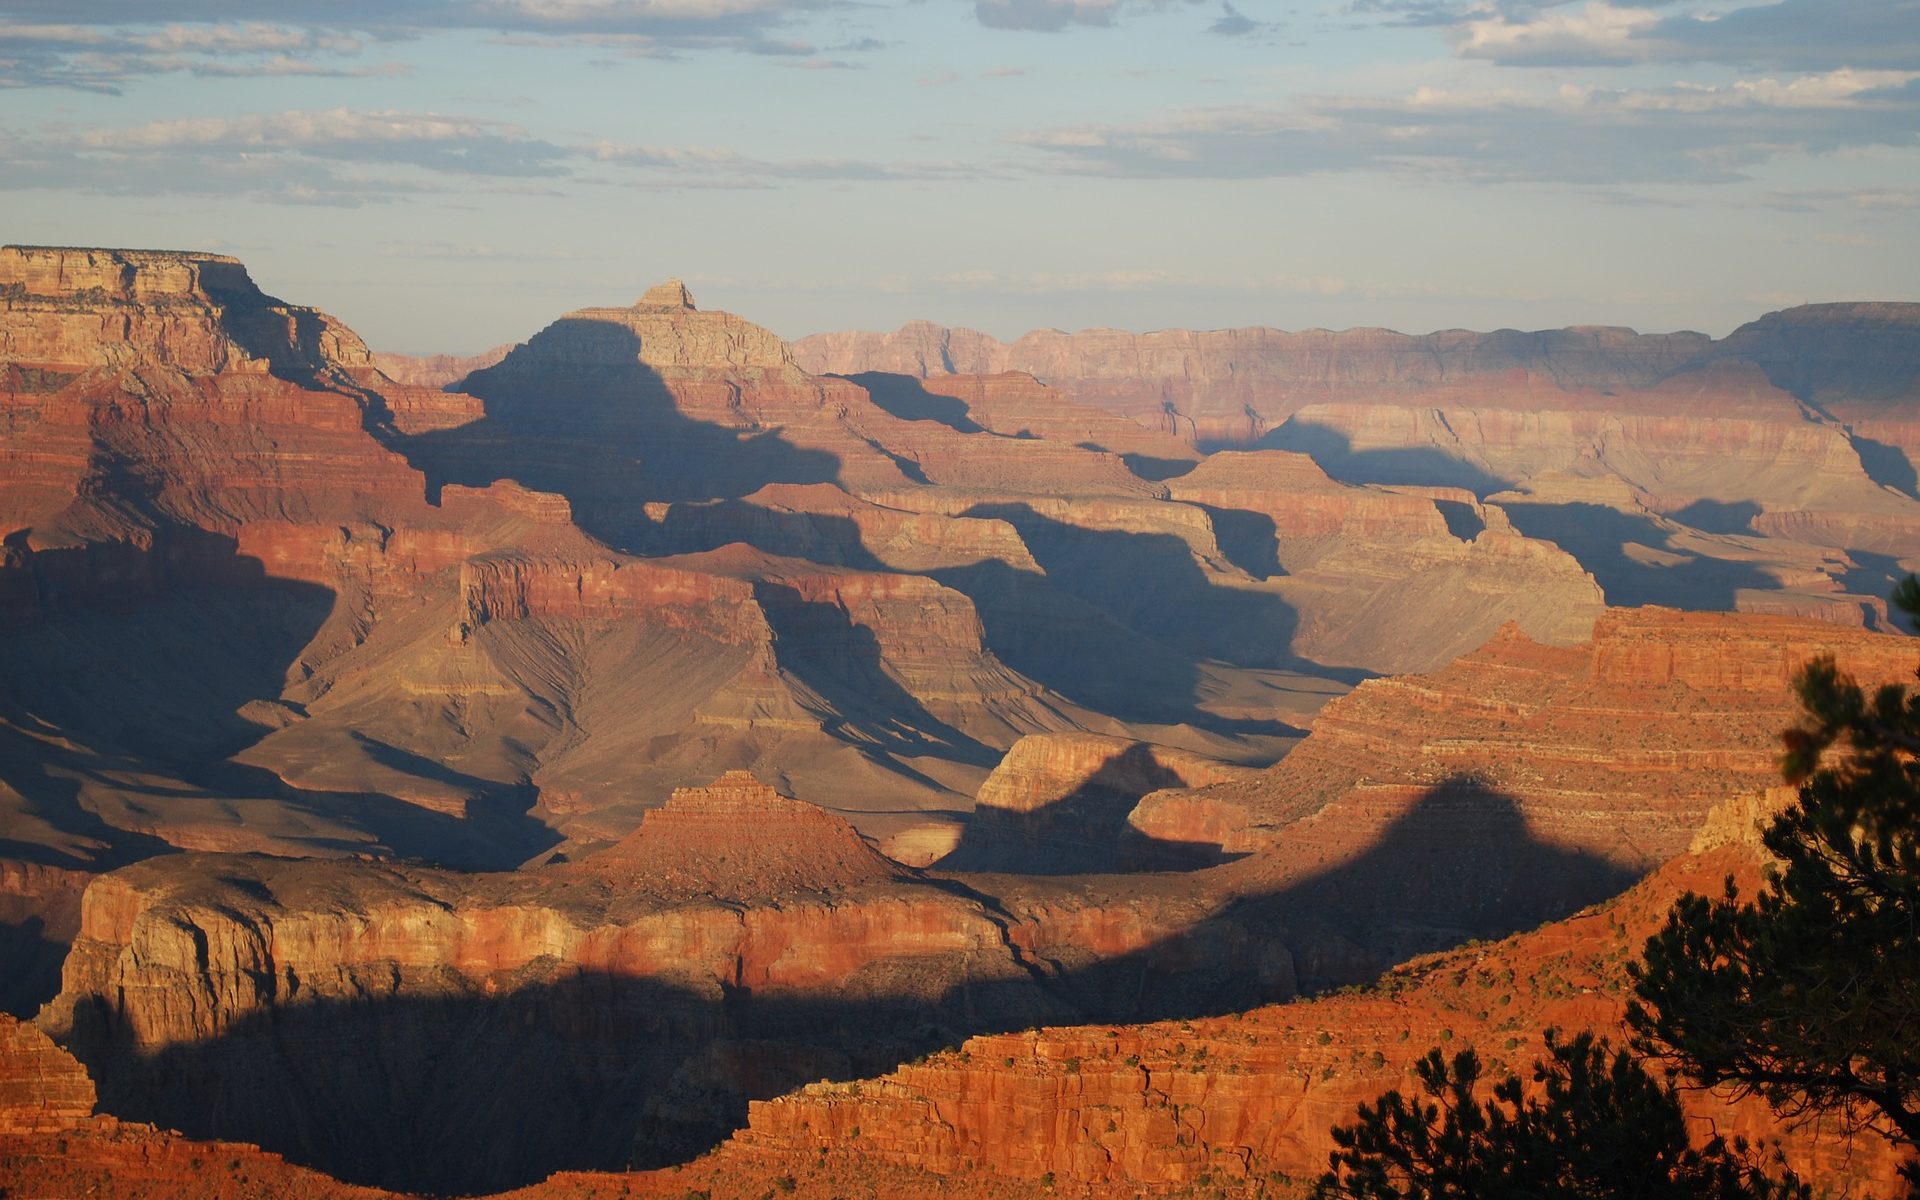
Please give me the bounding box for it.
[1015,66,1920,184]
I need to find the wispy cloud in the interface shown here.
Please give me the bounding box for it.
[1353,0,1920,72]
[1017,67,1920,184]
[0,106,575,205]
[1208,2,1264,37]
[0,0,838,89]
[592,139,991,184]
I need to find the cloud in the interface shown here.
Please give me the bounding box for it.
[1016,67,1920,184]
[0,0,837,88]
[1644,0,1920,71]
[591,139,990,184]
[1209,2,1261,36]
[1359,0,1920,72]
[79,108,572,175]
[0,106,576,205]
[974,0,1124,31]
[0,19,391,91]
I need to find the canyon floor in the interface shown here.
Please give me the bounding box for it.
[2,245,1917,1195]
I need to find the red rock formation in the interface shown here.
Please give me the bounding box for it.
[1135,609,1918,874]
[0,1013,94,1133]
[1161,449,1605,670]
[793,320,1715,442]
[941,733,1255,872]
[586,771,900,899]
[730,811,1904,1193]
[369,342,514,390]
[798,307,1920,630]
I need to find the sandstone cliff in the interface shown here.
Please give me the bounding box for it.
[729,813,1903,1194]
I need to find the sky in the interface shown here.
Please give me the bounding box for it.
[2,0,1917,353]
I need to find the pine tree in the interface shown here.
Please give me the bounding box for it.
[1313,1031,1802,1200]
[1629,579,1920,1191]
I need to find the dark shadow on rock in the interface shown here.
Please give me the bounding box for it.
[1500,501,1776,609]
[1114,451,1199,483]
[1840,549,1911,633]
[1250,420,1511,496]
[931,558,1209,725]
[1848,434,1920,501]
[1433,499,1486,542]
[54,776,1640,1194]
[0,911,69,1017]
[937,743,1244,875]
[958,503,1315,677]
[1192,504,1284,580]
[844,372,984,433]
[399,318,843,554]
[752,582,997,767]
[1668,498,1760,536]
[635,499,890,571]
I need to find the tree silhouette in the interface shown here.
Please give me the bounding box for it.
[1629,577,1920,1192]
[1313,1031,1803,1200]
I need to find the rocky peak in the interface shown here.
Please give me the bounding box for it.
[588,771,900,898]
[480,295,799,377]
[637,278,697,310]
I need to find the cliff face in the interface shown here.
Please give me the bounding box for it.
[792,321,1714,440]
[730,818,1902,1194]
[0,1013,94,1134]
[940,733,1256,873]
[798,306,1920,632]
[1135,609,1919,882]
[38,766,1301,1194]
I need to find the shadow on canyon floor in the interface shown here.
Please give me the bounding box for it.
[1238,421,1513,496]
[399,319,842,555]
[846,372,986,435]
[1500,501,1778,610]
[57,777,1635,1195]
[1848,433,1920,500]
[0,538,569,1012]
[625,488,1337,736]
[752,581,999,767]
[936,743,1243,875]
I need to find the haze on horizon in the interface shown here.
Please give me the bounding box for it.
[2,0,1916,353]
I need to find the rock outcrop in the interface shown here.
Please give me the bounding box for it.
[0,1013,94,1133]
[587,771,900,899]
[1136,609,1918,879]
[730,813,1904,1193]
[940,734,1254,873]
[798,306,1920,631]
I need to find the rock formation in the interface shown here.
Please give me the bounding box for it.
[728,800,1904,1194]
[0,1013,94,1133]
[939,733,1255,873]
[586,771,900,898]
[1133,609,1919,909]
[7,249,1920,1198]
[797,305,1920,629]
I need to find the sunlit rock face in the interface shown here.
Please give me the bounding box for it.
[4,250,1919,1200]
[799,304,1920,630]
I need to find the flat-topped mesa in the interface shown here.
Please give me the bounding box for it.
[0,244,371,377]
[588,771,901,898]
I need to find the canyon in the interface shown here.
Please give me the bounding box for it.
[2,244,1918,1196]
[798,307,1920,633]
